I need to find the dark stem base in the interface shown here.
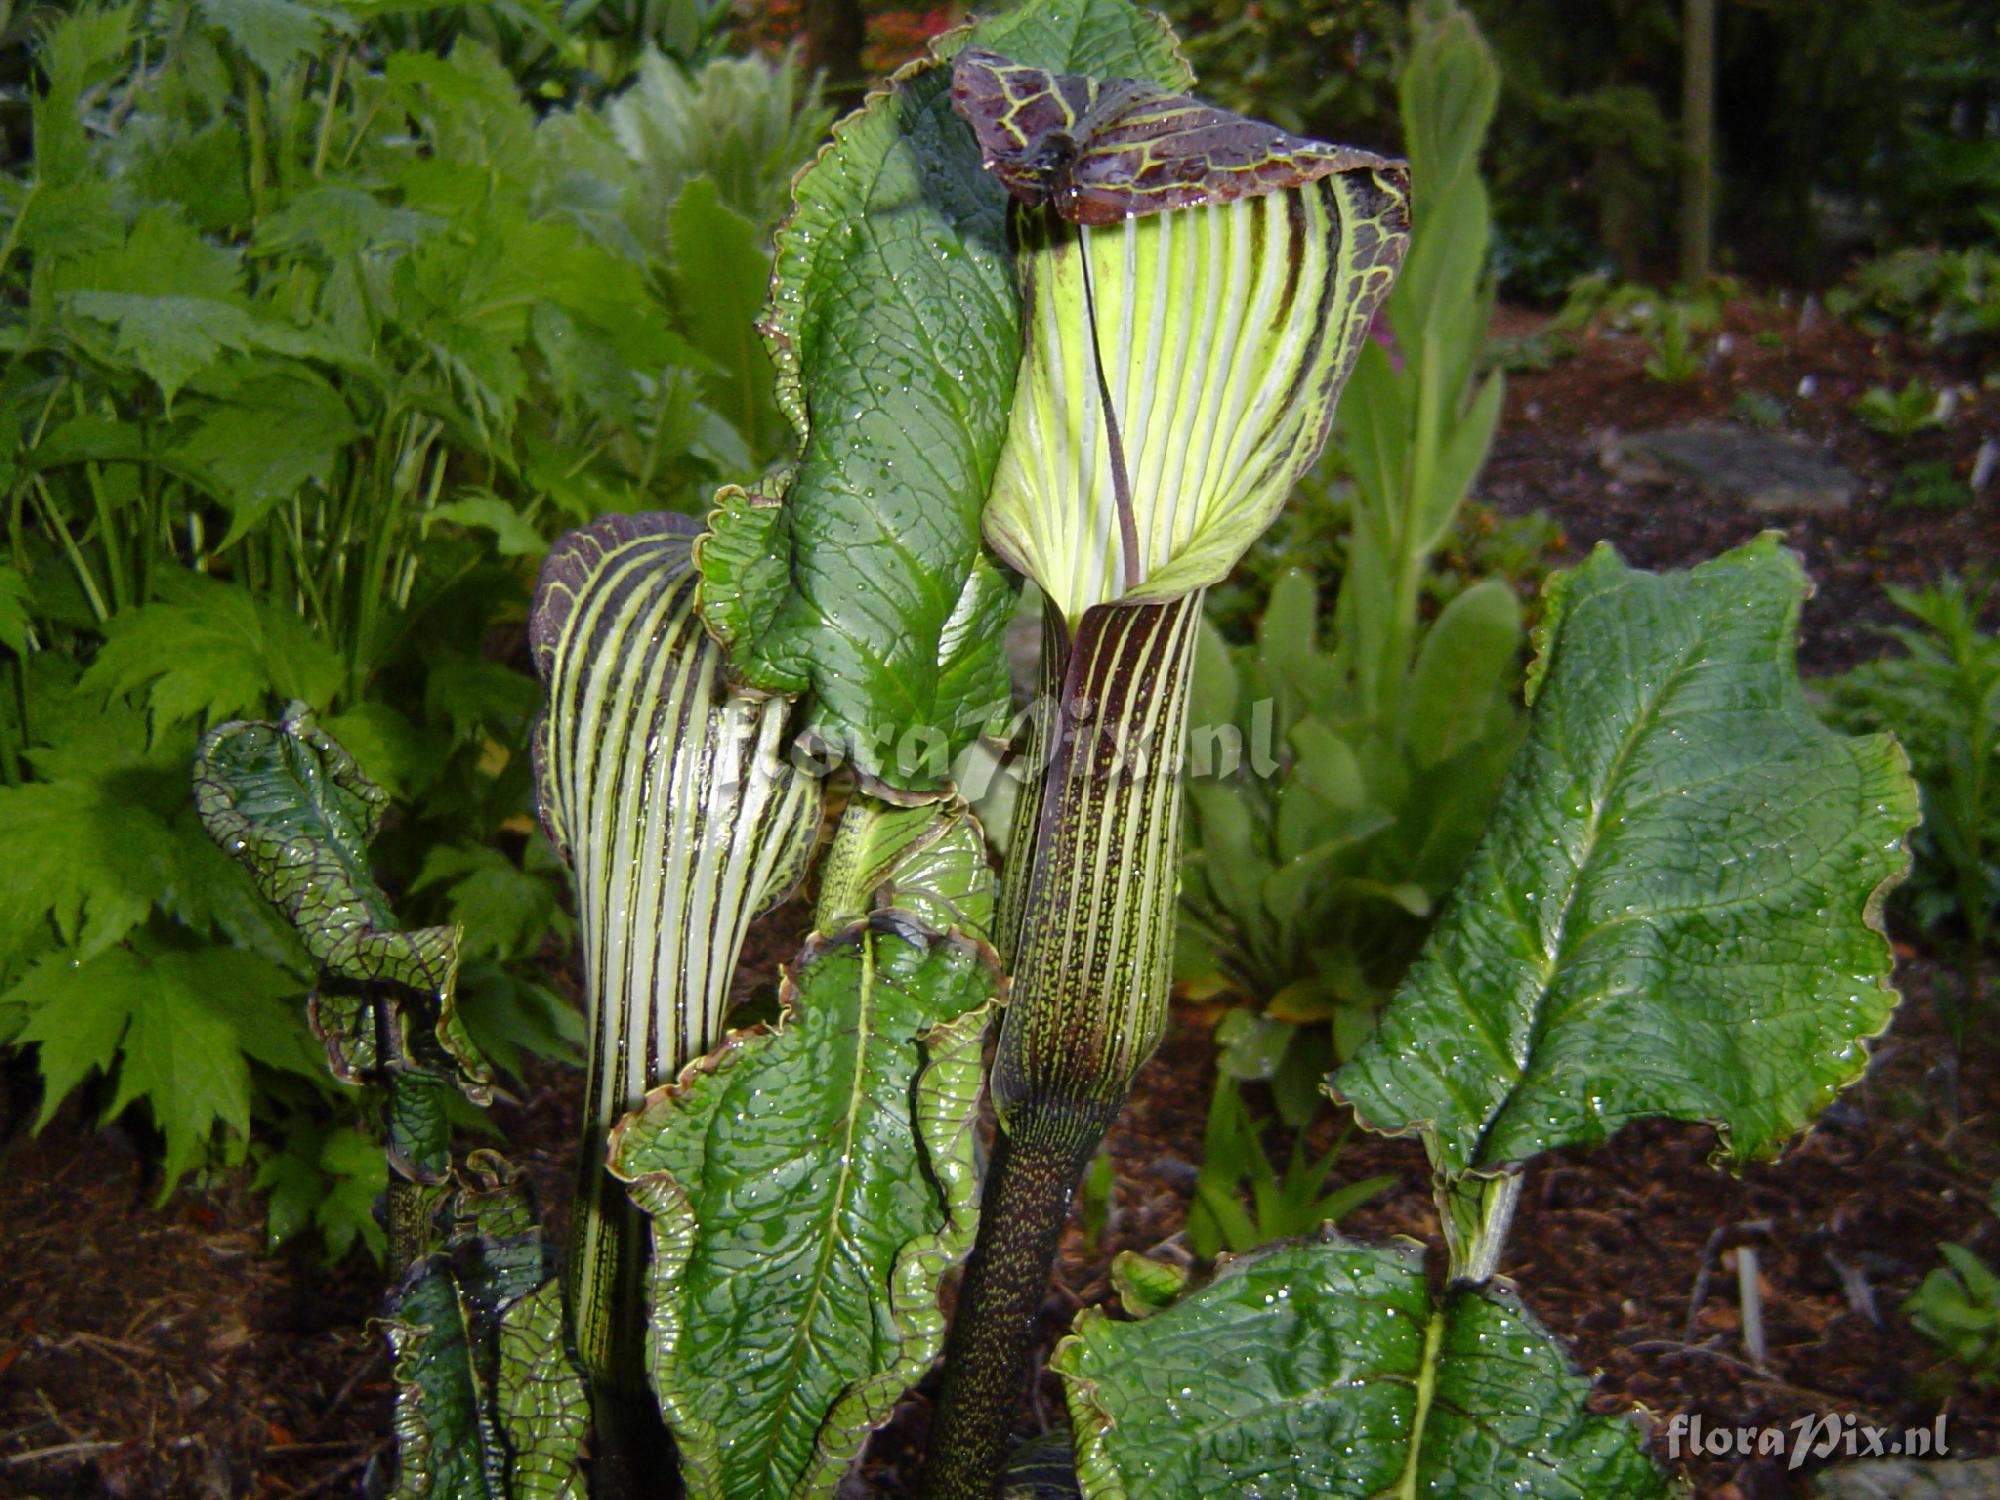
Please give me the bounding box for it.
[921,1104,1111,1500]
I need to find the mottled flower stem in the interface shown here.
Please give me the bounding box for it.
[922,1102,1112,1500]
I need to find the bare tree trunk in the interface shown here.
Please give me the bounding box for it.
[805,0,867,102]
[1679,0,1716,283]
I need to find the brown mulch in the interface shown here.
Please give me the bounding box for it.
[4,295,1999,1499]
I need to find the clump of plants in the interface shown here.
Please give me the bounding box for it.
[1855,378,1948,438]
[1831,241,2000,362]
[0,2,827,1257]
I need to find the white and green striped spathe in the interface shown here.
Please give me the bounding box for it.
[529,511,821,1382]
[983,169,1409,625]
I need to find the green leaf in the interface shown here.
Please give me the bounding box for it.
[383,1159,586,1500]
[812,794,997,942]
[4,945,306,1197]
[1402,577,1520,768]
[0,566,32,656]
[607,926,998,1500]
[253,186,443,261]
[171,379,359,545]
[1335,538,1920,1177]
[412,842,564,963]
[0,778,175,962]
[80,571,343,736]
[196,0,354,78]
[192,705,490,1100]
[699,0,1188,788]
[1054,1235,1667,1499]
[667,178,782,460]
[423,496,547,558]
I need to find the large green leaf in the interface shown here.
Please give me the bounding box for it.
[606,923,999,1500]
[1053,1235,1667,1500]
[1334,537,1918,1178]
[696,0,1188,790]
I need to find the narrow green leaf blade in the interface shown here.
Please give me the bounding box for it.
[700,0,1188,787]
[1335,538,1919,1176]
[1054,1237,1667,1499]
[607,926,998,1500]
[1402,577,1521,768]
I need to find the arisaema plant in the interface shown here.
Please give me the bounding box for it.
[921,44,1411,1496]
[187,2,1921,1497]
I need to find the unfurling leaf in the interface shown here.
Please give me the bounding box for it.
[1335,537,1919,1178]
[383,1153,587,1500]
[194,705,490,1096]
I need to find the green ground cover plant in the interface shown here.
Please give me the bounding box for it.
[1821,577,2000,1046]
[0,0,827,1256]
[0,1,1931,1497]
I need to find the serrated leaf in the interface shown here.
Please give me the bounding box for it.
[699,0,1187,788]
[80,571,342,735]
[608,926,998,1500]
[196,0,354,78]
[171,378,359,544]
[253,185,443,261]
[1054,1235,1668,1499]
[412,842,564,963]
[1335,538,1919,1177]
[0,777,179,963]
[423,495,547,558]
[5,945,305,1197]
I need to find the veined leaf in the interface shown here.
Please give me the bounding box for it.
[696,0,1188,789]
[80,569,343,734]
[812,794,996,943]
[528,511,822,1382]
[607,922,999,1500]
[978,114,1407,623]
[383,1154,587,1500]
[192,704,492,1112]
[1053,1235,1667,1499]
[0,776,177,963]
[1335,538,1919,1178]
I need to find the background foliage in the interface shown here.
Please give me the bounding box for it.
[0,0,829,1257]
